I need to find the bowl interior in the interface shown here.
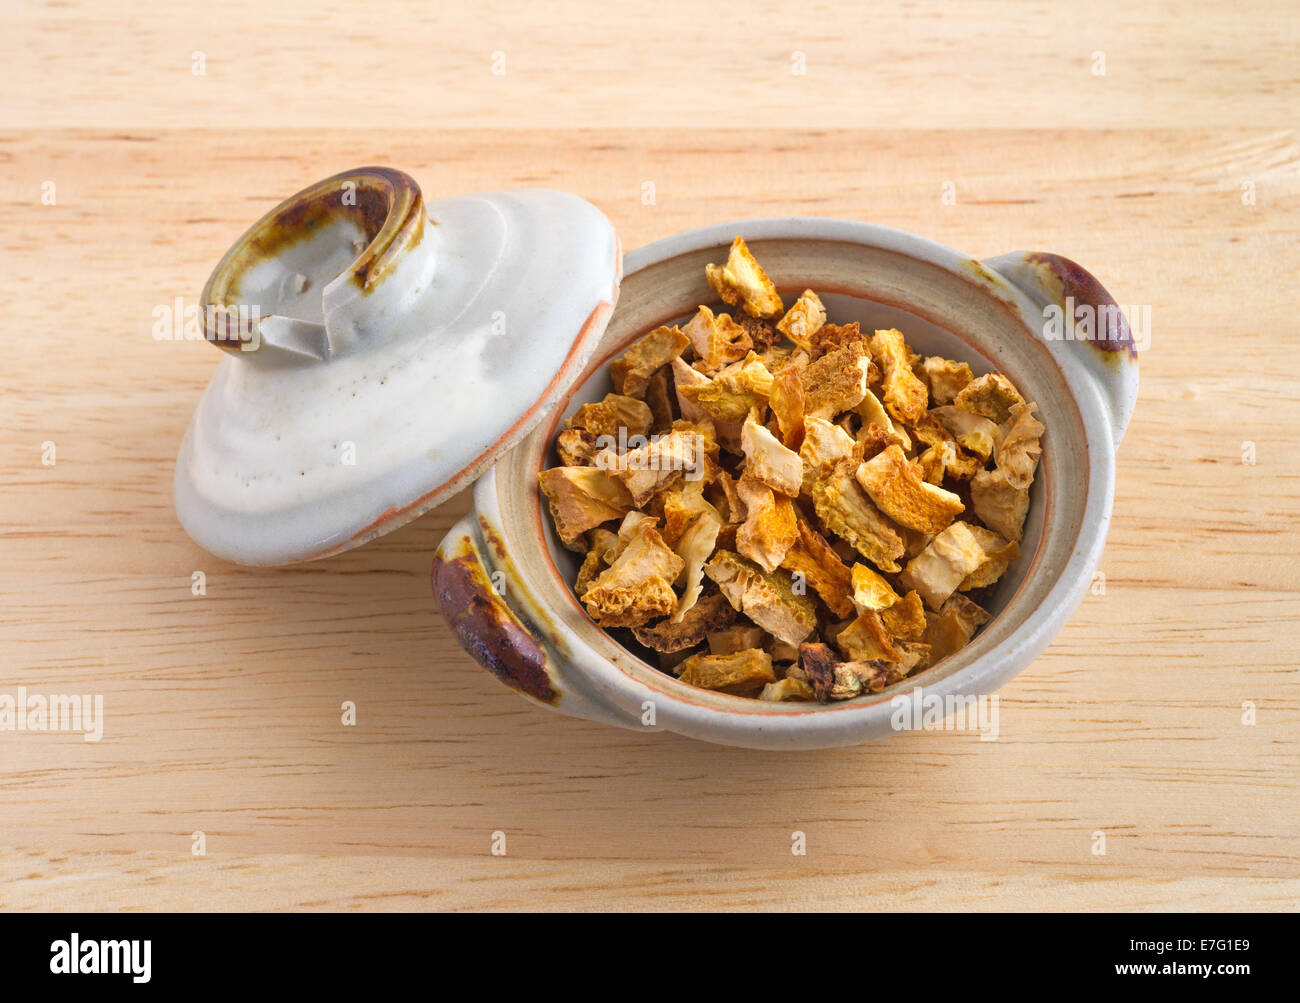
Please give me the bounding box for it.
[495,234,1084,716]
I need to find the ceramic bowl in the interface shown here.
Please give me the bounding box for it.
[433,219,1138,749]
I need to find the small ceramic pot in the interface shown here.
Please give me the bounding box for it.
[433,219,1138,749]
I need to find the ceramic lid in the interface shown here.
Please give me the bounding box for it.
[174,167,621,565]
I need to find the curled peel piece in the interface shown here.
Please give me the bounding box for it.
[855,444,965,535]
[705,236,784,319]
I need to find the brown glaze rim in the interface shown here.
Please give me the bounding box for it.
[200,166,425,355]
[1025,252,1137,359]
[432,540,560,705]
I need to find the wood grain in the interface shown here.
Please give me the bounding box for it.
[3,0,1296,130]
[1,0,1297,912]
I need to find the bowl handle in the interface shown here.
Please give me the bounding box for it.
[982,252,1139,448]
[432,514,646,730]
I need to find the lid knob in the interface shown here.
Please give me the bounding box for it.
[200,167,435,366]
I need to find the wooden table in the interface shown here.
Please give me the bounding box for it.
[2,0,1296,912]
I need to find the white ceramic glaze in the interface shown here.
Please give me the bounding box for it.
[175,168,620,565]
[433,218,1138,749]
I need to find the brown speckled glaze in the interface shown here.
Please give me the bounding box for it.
[202,167,425,353]
[1024,252,1138,359]
[433,541,560,706]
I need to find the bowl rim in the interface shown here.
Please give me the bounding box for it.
[475,217,1119,746]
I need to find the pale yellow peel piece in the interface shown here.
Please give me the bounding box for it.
[810,456,906,573]
[740,410,803,496]
[850,561,902,613]
[704,550,817,646]
[780,514,856,619]
[610,325,690,398]
[677,648,776,695]
[920,356,973,406]
[869,328,929,423]
[705,236,784,319]
[538,466,635,548]
[735,475,798,573]
[855,443,965,534]
[581,520,685,628]
[675,352,774,423]
[898,521,986,610]
[683,305,753,375]
[775,289,827,351]
[954,372,1025,424]
[760,676,816,702]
